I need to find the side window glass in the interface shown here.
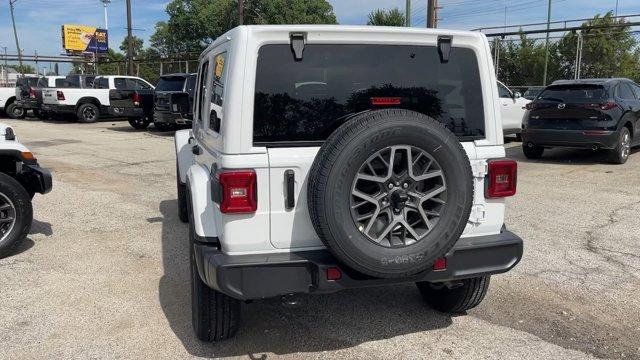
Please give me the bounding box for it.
[631,84,640,100]
[618,83,635,100]
[498,83,511,98]
[196,62,210,125]
[135,79,152,90]
[114,78,128,90]
[212,52,228,107]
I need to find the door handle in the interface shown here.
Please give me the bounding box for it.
[285,170,295,210]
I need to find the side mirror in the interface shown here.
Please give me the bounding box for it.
[514,92,522,99]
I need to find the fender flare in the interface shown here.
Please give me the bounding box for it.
[186,164,219,239]
[174,129,193,184]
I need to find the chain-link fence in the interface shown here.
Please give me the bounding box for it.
[485,26,640,89]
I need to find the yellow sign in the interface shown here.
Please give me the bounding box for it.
[214,54,225,80]
[62,24,109,53]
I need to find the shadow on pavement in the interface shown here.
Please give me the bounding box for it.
[30,219,53,236]
[157,199,453,358]
[106,125,176,136]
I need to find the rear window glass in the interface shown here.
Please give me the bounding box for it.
[538,85,607,103]
[253,44,485,144]
[17,77,40,87]
[156,77,185,91]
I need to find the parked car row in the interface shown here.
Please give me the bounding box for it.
[0,73,197,131]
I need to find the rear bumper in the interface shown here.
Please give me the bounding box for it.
[194,229,523,301]
[15,99,40,110]
[109,107,145,118]
[522,128,619,149]
[154,110,191,124]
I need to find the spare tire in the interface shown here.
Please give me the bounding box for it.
[308,109,473,278]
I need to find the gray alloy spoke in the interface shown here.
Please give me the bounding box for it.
[0,217,14,223]
[350,145,447,248]
[0,203,10,211]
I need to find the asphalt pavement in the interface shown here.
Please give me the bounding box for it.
[0,118,638,359]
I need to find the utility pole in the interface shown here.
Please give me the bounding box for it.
[126,0,134,75]
[2,46,8,85]
[405,0,411,27]
[238,0,244,25]
[542,0,552,86]
[427,0,437,28]
[101,0,111,29]
[8,0,24,74]
[615,0,619,17]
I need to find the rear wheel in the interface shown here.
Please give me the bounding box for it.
[610,127,631,165]
[77,103,100,123]
[128,116,151,130]
[6,102,25,120]
[188,190,240,341]
[416,276,490,313]
[523,143,544,159]
[0,173,33,258]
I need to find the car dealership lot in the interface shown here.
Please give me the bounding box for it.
[0,118,638,360]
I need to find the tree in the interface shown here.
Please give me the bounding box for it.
[120,35,145,59]
[8,65,35,74]
[367,8,405,26]
[149,0,338,56]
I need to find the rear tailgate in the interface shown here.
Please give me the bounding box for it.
[42,89,60,105]
[528,85,611,129]
[109,89,154,115]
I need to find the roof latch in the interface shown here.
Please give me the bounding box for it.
[290,33,306,61]
[437,36,452,64]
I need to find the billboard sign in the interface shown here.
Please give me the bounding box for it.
[62,24,108,54]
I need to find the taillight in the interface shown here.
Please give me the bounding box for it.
[371,97,402,106]
[486,159,517,198]
[600,101,617,110]
[525,102,536,110]
[56,91,65,101]
[133,92,141,107]
[29,87,36,99]
[215,170,257,214]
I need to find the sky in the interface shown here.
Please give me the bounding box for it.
[0,0,638,73]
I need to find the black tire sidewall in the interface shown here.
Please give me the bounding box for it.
[129,117,150,129]
[77,103,99,123]
[0,173,33,257]
[7,103,25,120]
[314,111,473,277]
[612,128,630,164]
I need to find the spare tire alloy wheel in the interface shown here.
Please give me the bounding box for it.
[308,109,474,279]
[351,145,446,248]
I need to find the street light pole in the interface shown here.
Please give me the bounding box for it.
[8,0,24,74]
[405,0,411,27]
[101,0,111,29]
[542,0,552,86]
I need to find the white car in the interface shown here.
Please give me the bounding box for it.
[175,25,523,341]
[498,80,530,136]
[0,123,52,257]
[41,75,154,123]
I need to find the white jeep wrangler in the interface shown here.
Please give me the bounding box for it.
[0,123,52,257]
[175,25,523,342]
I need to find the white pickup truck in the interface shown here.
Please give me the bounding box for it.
[1,87,23,119]
[42,75,154,123]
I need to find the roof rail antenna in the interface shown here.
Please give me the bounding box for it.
[290,33,306,61]
[438,36,452,64]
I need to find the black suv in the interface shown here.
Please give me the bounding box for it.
[522,78,640,164]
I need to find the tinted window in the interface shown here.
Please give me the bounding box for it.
[254,44,485,144]
[538,85,607,103]
[63,76,80,88]
[55,79,66,87]
[114,78,128,90]
[17,77,40,87]
[617,83,635,100]
[212,52,228,107]
[196,62,210,124]
[94,77,109,89]
[498,83,512,98]
[185,75,196,96]
[156,77,185,91]
[84,76,96,88]
[37,78,48,87]
[134,79,152,90]
[632,84,640,100]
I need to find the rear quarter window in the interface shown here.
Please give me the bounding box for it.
[253,44,485,145]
